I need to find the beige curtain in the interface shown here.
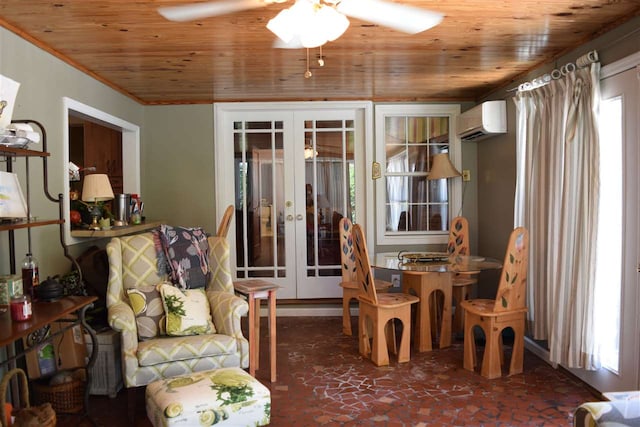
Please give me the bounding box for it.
[514,62,601,369]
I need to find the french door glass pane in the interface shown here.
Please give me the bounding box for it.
[304,120,352,277]
[233,121,284,278]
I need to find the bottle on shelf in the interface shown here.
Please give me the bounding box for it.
[21,252,40,301]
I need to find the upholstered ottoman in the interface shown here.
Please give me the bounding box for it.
[146,367,271,426]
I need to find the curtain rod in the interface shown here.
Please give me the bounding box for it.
[508,50,599,93]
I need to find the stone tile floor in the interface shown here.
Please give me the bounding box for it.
[58,316,598,426]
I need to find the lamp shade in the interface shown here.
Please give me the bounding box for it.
[82,174,114,202]
[428,153,461,180]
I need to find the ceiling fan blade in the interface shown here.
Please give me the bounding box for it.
[158,0,267,22]
[336,0,443,34]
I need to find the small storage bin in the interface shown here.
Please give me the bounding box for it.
[32,371,86,414]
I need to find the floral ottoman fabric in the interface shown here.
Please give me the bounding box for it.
[146,367,270,426]
[574,399,640,426]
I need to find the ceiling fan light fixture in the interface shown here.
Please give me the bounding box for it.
[267,0,350,48]
[267,7,296,43]
[316,4,350,42]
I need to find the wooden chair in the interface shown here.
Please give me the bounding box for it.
[352,224,419,366]
[460,227,529,379]
[216,204,234,237]
[446,216,479,334]
[339,218,392,335]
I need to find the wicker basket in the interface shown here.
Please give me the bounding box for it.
[1,368,56,427]
[32,376,86,414]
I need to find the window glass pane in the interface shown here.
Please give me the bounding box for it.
[386,145,407,173]
[386,176,408,204]
[385,116,406,143]
[408,145,428,172]
[407,117,429,143]
[383,113,453,236]
[387,203,407,232]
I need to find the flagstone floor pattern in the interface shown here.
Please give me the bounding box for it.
[59,316,597,426]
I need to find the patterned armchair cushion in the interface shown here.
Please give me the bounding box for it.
[137,334,237,367]
[127,284,166,340]
[158,284,216,336]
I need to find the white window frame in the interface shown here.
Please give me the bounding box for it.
[374,104,462,246]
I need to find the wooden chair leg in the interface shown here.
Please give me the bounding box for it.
[385,319,397,355]
[481,321,503,379]
[371,315,389,366]
[509,319,526,376]
[342,294,353,336]
[358,306,370,357]
[396,310,412,363]
[463,316,477,372]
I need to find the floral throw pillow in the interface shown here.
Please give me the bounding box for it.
[127,284,166,340]
[157,224,211,289]
[159,283,215,336]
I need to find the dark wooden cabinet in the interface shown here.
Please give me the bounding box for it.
[70,120,123,194]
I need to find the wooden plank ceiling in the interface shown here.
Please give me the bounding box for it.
[1,1,639,105]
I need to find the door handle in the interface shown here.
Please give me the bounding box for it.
[286,214,294,221]
[296,214,304,221]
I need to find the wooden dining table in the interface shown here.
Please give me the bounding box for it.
[372,252,502,352]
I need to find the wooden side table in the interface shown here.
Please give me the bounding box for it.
[233,280,279,382]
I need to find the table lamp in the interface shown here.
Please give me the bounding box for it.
[82,173,114,230]
[427,153,462,180]
[427,153,461,228]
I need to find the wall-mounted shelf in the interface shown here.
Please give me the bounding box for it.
[70,219,163,238]
[0,146,50,158]
[0,219,63,232]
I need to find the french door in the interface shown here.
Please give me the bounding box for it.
[567,63,639,391]
[214,103,370,299]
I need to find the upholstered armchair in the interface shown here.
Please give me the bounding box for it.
[106,232,249,414]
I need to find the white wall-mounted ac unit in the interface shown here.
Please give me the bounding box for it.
[457,100,507,141]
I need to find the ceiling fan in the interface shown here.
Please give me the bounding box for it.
[158,0,444,48]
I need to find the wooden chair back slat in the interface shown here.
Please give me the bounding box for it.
[493,227,529,312]
[216,204,234,238]
[339,218,356,282]
[352,224,378,306]
[447,216,470,256]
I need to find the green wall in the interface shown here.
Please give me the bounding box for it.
[142,105,216,232]
[0,27,144,277]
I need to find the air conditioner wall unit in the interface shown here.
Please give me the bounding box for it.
[457,100,507,141]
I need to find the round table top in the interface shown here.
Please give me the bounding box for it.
[372,252,503,273]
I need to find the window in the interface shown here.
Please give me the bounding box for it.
[375,104,461,245]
